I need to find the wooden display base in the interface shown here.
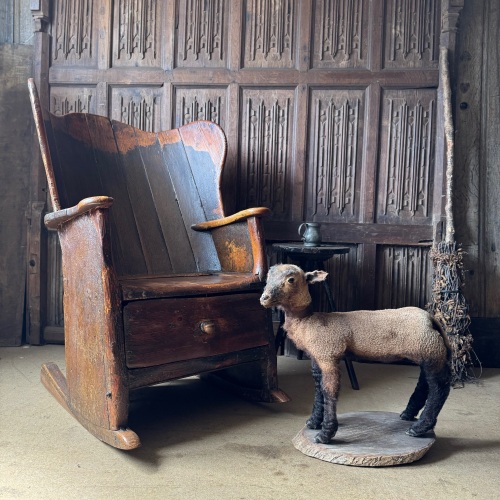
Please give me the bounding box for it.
[292,411,436,467]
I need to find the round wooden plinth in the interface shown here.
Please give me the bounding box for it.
[292,411,435,467]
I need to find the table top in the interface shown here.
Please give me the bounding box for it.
[272,242,350,256]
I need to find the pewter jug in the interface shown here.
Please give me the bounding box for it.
[298,222,322,247]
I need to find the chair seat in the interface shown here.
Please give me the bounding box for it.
[119,272,262,301]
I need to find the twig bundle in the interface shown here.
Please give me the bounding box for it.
[428,241,477,385]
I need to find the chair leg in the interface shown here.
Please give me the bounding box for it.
[205,345,290,404]
[323,276,360,390]
[274,311,286,355]
[41,363,140,450]
[344,358,359,390]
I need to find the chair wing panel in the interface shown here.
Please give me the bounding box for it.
[82,114,148,276]
[49,112,104,209]
[177,121,227,220]
[48,113,153,276]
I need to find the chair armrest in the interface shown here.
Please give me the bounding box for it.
[191,207,271,231]
[191,207,271,279]
[44,196,114,230]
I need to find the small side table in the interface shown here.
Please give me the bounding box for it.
[272,242,359,390]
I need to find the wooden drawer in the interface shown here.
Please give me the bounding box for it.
[124,293,271,368]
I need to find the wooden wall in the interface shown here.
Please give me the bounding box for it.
[0,0,33,345]
[454,0,500,366]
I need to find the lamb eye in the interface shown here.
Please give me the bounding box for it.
[287,277,295,284]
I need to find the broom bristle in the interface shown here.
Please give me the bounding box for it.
[427,243,479,385]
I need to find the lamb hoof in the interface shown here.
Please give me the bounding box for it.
[306,418,322,430]
[406,422,434,437]
[314,431,333,444]
[400,410,416,421]
[405,427,419,437]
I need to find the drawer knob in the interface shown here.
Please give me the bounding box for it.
[200,320,216,335]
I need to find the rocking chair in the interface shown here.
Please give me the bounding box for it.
[28,79,289,450]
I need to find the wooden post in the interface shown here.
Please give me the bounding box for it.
[27,1,50,344]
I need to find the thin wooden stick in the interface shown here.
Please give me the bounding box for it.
[440,47,455,244]
[28,78,61,211]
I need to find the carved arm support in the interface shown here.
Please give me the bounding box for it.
[192,208,272,280]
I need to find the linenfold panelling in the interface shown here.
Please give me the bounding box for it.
[30,0,462,340]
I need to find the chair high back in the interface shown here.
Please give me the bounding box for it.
[43,110,226,276]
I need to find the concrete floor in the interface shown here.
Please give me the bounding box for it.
[0,345,498,500]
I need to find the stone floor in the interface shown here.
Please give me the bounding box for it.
[0,345,498,499]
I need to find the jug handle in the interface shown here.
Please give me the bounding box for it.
[298,223,307,240]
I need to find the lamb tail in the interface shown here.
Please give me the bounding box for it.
[431,317,452,362]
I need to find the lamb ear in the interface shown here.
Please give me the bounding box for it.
[305,270,328,284]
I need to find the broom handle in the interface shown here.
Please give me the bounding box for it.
[28,78,61,212]
[440,47,455,244]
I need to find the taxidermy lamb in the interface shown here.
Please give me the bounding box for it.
[260,264,451,444]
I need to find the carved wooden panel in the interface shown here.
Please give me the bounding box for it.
[50,86,97,115]
[376,245,431,309]
[31,0,460,344]
[52,0,96,66]
[110,87,163,132]
[173,87,227,128]
[176,0,227,68]
[377,89,436,224]
[239,89,294,218]
[384,0,439,69]
[243,0,296,68]
[324,245,358,312]
[112,0,161,67]
[306,89,364,222]
[273,244,358,313]
[311,0,368,69]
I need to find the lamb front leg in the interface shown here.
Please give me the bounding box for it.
[306,359,324,430]
[314,360,341,444]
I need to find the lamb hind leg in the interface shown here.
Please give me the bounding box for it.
[400,366,429,421]
[306,359,324,430]
[314,361,341,444]
[407,365,451,437]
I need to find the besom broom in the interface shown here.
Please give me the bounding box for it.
[427,47,479,386]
